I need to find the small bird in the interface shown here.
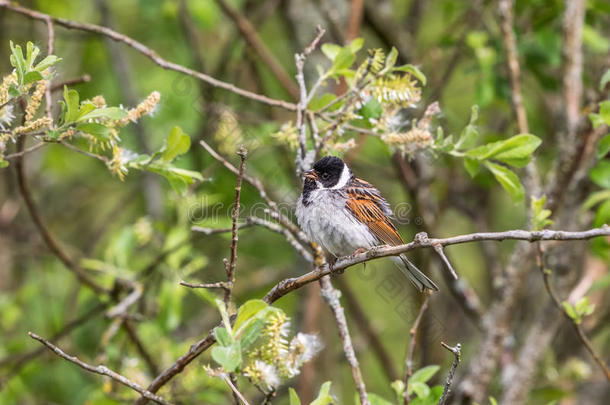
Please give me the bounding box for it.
[296,156,438,292]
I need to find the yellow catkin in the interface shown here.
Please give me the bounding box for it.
[25,80,47,123]
[90,95,106,108]
[13,117,52,135]
[115,91,160,127]
[0,73,18,106]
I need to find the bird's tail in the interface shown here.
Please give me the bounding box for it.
[391,255,439,292]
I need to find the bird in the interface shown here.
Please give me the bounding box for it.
[296,156,439,292]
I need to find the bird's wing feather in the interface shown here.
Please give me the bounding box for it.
[344,178,404,246]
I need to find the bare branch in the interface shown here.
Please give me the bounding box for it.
[438,342,461,405]
[0,1,297,111]
[403,295,430,405]
[224,147,248,304]
[319,276,370,405]
[223,374,252,405]
[44,17,54,122]
[50,74,91,91]
[28,332,172,405]
[180,280,232,290]
[264,227,610,303]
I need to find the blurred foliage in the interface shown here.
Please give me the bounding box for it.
[0,0,609,404]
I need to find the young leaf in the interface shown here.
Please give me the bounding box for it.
[239,319,264,350]
[391,380,405,402]
[385,47,398,70]
[575,297,595,317]
[408,381,430,399]
[601,69,610,91]
[210,341,242,372]
[364,393,394,405]
[484,162,524,201]
[214,326,232,346]
[76,123,111,142]
[234,299,268,330]
[79,106,127,121]
[332,47,356,72]
[464,157,481,177]
[34,55,61,72]
[531,195,553,231]
[359,99,383,120]
[23,71,43,86]
[582,190,610,211]
[467,134,541,167]
[597,135,610,159]
[311,381,333,405]
[410,365,440,384]
[562,301,580,323]
[62,86,80,123]
[590,161,610,189]
[347,38,364,54]
[162,126,191,162]
[321,43,341,61]
[394,64,427,85]
[455,106,479,150]
[599,100,610,125]
[309,93,337,111]
[289,388,302,405]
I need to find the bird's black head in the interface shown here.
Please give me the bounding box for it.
[304,156,350,189]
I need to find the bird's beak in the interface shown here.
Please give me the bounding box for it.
[304,170,318,180]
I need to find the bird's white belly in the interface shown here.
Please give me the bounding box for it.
[296,190,378,258]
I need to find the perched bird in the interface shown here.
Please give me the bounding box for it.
[296,156,438,292]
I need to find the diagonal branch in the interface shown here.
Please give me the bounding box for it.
[28,332,172,405]
[403,295,430,405]
[438,342,461,405]
[0,0,297,111]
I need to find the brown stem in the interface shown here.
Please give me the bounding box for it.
[403,295,429,405]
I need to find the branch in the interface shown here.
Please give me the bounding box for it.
[403,295,430,405]
[214,0,299,99]
[264,227,610,303]
[15,125,109,295]
[28,332,172,405]
[438,342,461,405]
[562,0,585,136]
[319,276,370,405]
[535,243,610,381]
[223,374,252,405]
[44,16,54,122]
[224,147,248,304]
[0,1,297,111]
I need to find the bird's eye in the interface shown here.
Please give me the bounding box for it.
[321,173,330,180]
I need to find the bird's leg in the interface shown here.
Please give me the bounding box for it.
[328,256,337,273]
[352,247,367,271]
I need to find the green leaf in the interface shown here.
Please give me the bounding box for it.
[455,106,480,150]
[366,393,394,405]
[347,38,364,54]
[214,326,232,346]
[582,190,610,211]
[79,106,127,121]
[0,158,9,169]
[590,161,610,189]
[467,134,541,167]
[34,55,61,72]
[489,397,498,405]
[562,301,580,323]
[391,380,405,402]
[394,64,427,85]
[464,157,481,177]
[600,101,610,125]
[211,341,242,372]
[23,71,43,86]
[408,381,430,399]
[26,42,39,69]
[531,195,554,230]
[309,93,337,111]
[410,365,440,384]
[62,86,80,123]
[321,43,341,61]
[575,297,595,317]
[240,319,264,350]
[385,47,398,70]
[593,199,610,228]
[162,126,191,162]
[484,162,524,201]
[597,135,610,159]
[234,299,268,330]
[8,83,20,98]
[360,99,383,120]
[9,41,26,85]
[76,123,111,142]
[333,47,355,72]
[311,381,333,405]
[289,388,301,405]
[601,69,610,91]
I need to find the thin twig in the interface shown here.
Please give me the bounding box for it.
[223,374,252,405]
[44,17,54,122]
[0,1,297,111]
[4,141,47,159]
[28,332,172,405]
[438,342,461,405]
[403,295,430,405]
[535,243,610,381]
[224,147,247,304]
[319,276,370,405]
[123,320,160,377]
[15,129,109,295]
[432,244,458,280]
[50,74,91,91]
[180,280,232,290]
